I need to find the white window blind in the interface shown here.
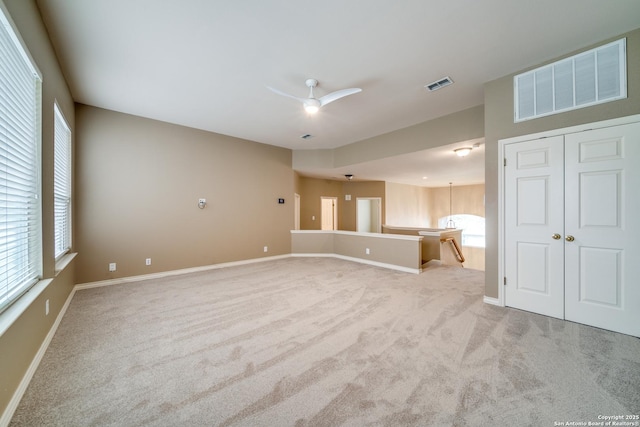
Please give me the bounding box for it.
[514,38,627,122]
[0,7,42,312]
[54,103,71,259]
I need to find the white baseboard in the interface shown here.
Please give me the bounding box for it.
[75,254,292,290]
[291,253,421,274]
[0,287,76,427]
[483,295,503,307]
[77,253,422,291]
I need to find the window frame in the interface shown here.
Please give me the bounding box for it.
[0,3,43,313]
[438,214,486,248]
[53,102,72,260]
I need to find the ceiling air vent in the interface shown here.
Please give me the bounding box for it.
[425,76,453,92]
[300,134,314,140]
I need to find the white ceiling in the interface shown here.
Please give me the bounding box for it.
[36,0,640,187]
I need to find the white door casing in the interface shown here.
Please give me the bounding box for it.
[356,197,382,233]
[564,122,640,337]
[502,119,640,337]
[294,193,300,230]
[504,136,565,319]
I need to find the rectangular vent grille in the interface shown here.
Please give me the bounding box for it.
[514,38,626,122]
[425,76,453,91]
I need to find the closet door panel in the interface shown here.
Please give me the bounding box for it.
[504,136,565,319]
[564,122,640,337]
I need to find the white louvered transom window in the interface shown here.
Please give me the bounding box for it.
[0,6,42,313]
[514,38,627,122]
[54,103,71,259]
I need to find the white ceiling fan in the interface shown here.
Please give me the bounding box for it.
[267,78,362,114]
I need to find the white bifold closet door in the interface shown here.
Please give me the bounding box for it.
[504,122,640,337]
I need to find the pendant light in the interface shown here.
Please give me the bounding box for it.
[446,182,456,229]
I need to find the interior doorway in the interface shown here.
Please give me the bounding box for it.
[294,193,300,230]
[320,197,338,230]
[356,197,381,233]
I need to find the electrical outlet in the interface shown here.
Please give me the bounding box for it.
[263,246,268,253]
[109,262,116,272]
[365,248,370,255]
[45,299,49,316]
[145,258,152,266]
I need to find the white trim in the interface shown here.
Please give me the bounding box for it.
[75,254,291,290]
[290,229,423,242]
[497,114,640,310]
[355,197,382,233]
[0,285,76,427]
[483,295,503,307]
[78,253,422,292]
[291,252,421,274]
[502,114,640,145]
[497,136,506,308]
[0,0,42,79]
[55,252,76,275]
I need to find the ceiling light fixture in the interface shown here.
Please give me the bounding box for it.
[345,174,353,181]
[303,99,320,114]
[454,147,472,157]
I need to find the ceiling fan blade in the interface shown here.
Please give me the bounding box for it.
[267,86,306,103]
[319,88,362,106]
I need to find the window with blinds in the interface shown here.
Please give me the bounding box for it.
[0,7,43,313]
[514,38,627,122]
[54,104,71,259]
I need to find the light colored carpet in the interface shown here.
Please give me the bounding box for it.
[10,257,640,426]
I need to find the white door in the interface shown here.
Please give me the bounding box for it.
[564,123,640,337]
[320,197,337,230]
[504,136,565,319]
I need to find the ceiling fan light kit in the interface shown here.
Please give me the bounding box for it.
[268,78,362,114]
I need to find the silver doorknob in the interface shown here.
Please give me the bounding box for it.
[565,235,575,242]
[552,233,561,240]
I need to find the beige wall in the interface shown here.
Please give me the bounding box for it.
[291,231,422,271]
[428,184,485,227]
[293,105,484,171]
[298,177,343,230]
[341,181,385,231]
[75,105,294,283]
[384,182,431,227]
[298,177,385,232]
[483,28,640,298]
[0,0,76,420]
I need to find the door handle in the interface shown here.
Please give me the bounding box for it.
[552,233,561,240]
[565,235,575,242]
